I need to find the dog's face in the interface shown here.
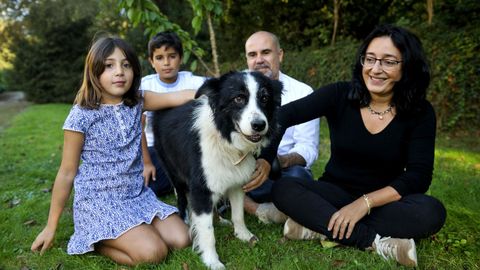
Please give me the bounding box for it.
[195,71,282,148]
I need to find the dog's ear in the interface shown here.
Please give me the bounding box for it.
[271,79,283,95]
[195,77,221,99]
[271,77,283,96]
[270,79,283,107]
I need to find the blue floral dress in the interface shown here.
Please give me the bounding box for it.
[63,100,177,254]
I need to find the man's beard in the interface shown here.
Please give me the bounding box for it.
[254,65,273,79]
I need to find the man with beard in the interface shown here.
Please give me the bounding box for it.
[243,31,320,224]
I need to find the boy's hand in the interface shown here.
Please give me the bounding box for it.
[31,227,56,255]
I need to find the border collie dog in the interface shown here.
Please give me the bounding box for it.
[153,71,282,269]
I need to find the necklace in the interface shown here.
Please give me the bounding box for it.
[367,104,394,120]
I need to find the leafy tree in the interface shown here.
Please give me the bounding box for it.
[189,0,223,76]
[3,0,97,103]
[117,0,214,75]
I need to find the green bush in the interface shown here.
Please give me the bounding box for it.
[418,23,480,131]
[281,38,358,88]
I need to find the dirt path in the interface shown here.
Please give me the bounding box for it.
[0,91,29,133]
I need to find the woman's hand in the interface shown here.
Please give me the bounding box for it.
[31,227,56,255]
[243,159,271,192]
[143,162,156,187]
[327,198,369,240]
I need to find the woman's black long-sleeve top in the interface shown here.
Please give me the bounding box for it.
[261,82,436,197]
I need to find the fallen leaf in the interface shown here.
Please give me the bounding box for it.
[332,259,347,268]
[24,219,37,226]
[182,262,189,270]
[321,240,339,248]
[9,198,21,208]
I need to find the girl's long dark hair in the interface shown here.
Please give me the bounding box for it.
[349,24,430,115]
[74,36,141,109]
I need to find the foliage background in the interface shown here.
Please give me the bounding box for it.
[0,0,479,269]
[1,0,478,132]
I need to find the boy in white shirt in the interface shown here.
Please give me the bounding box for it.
[141,31,206,196]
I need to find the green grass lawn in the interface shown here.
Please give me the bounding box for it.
[1,104,479,269]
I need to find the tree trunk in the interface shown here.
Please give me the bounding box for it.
[331,0,339,46]
[427,0,434,25]
[206,12,220,77]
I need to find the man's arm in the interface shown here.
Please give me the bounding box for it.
[278,152,306,168]
[280,117,320,168]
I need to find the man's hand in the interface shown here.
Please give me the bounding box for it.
[243,159,271,192]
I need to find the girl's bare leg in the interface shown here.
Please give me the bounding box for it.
[152,214,191,250]
[96,223,168,266]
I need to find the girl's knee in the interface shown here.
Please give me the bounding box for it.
[130,240,168,265]
[170,232,191,250]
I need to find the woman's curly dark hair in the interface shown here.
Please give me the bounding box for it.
[349,24,430,115]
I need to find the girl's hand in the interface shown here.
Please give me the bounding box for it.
[143,162,156,187]
[327,198,369,240]
[243,159,271,192]
[31,227,56,255]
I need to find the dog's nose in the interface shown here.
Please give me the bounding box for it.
[251,119,266,132]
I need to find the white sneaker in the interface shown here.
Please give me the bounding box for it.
[255,203,288,224]
[283,218,327,240]
[373,234,418,267]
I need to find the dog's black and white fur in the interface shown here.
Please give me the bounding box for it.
[152,71,282,269]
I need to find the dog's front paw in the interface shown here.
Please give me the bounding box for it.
[205,259,225,270]
[201,250,225,270]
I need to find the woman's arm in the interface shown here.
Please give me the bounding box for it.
[389,102,436,195]
[143,90,196,111]
[245,82,346,191]
[260,82,342,165]
[328,186,401,240]
[31,130,83,254]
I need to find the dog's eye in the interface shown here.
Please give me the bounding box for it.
[234,96,246,104]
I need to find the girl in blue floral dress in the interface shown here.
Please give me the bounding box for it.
[31,36,194,266]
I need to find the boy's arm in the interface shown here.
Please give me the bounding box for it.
[31,130,83,254]
[143,90,196,111]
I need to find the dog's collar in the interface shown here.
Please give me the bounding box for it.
[232,151,250,166]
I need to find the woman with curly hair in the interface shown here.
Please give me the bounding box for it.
[246,24,446,267]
